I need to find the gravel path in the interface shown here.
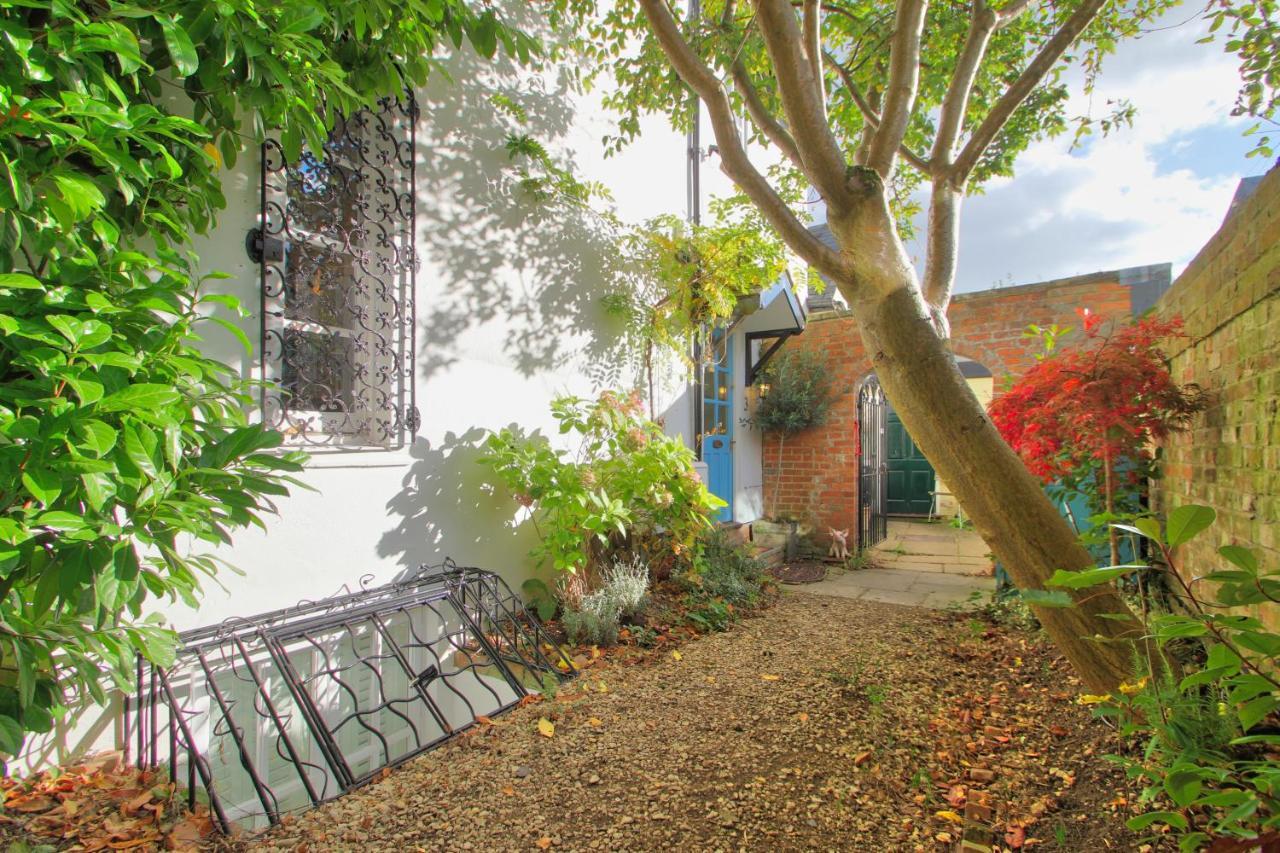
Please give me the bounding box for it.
[248,592,1148,852]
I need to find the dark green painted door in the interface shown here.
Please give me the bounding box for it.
[886,409,935,515]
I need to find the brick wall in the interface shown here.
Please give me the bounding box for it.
[763,273,1140,532]
[1152,164,1280,629]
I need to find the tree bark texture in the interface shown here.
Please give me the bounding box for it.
[831,227,1145,693]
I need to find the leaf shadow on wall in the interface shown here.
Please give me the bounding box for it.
[379,427,539,586]
[412,19,644,392]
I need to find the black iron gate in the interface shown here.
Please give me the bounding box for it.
[125,565,574,832]
[858,376,888,551]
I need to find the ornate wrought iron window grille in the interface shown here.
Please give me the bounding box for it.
[124,565,575,832]
[256,96,419,448]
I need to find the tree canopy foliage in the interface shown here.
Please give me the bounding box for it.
[0,0,537,755]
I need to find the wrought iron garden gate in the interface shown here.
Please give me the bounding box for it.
[125,565,574,832]
[858,376,888,551]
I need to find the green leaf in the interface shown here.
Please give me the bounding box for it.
[1218,545,1259,574]
[160,16,199,76]
[1048,566,1142,589]
[1019,589,1074,608]
[1126,811,1188,831]
[74,420,118,456]
[52,173,107,220]
[0,714,24,756]
[1165,505,1215,547]
[99,384,181,412]
[0,273,43,290]
[22,468,62,506]
[1238,695,1279,732]
[1164,767,1203,807]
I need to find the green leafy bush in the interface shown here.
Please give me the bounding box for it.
[675,528,767,634]
[0,0,537,756]
[1046,505,1280,849]
[685,527,766,609]
[480,392,723,580]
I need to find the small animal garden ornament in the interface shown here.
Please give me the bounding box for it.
[828,528,850,561]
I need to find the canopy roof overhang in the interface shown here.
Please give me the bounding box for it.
[733,274,807,385]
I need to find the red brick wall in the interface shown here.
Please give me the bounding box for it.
[763,276,1137,532]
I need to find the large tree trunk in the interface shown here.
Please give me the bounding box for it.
[841,269,1143,694]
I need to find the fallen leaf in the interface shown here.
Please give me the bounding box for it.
[854,750,874,766]
[475,715,495,726]
[761,674,781,681]
[502,786,515,796]
[537,718,555,738]
[536,837,553,850]
[797,712,809,722]
[588,718,603,727]
[7,795,56,813]
[596,681,608,693]
[935,810,964,824]
[671,651,683,661]
[1005,824,1027,848]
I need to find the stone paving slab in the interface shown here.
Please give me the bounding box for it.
[799,567,995,610]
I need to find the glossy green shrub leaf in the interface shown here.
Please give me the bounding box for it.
[1165,504,1216,547]
[1047,565,1144,589]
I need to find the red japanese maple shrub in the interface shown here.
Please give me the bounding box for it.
[988,310,1206,564]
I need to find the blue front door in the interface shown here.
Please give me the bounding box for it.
[701,334,733,522]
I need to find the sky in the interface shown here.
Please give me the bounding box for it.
[570,9,1271,296]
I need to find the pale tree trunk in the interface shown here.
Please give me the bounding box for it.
[838,269,1141,692]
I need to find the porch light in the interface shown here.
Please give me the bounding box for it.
[718,385,727,399]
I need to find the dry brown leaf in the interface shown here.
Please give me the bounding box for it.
[7,795,57,813]
[536,837,553,849]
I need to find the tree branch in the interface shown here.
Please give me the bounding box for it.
[930,1,998,168]
[638,0,850,282]
[722,1,805,167]
[923,181,962,311]
[802,0,824,107]
[865,0,928,178]
[825,51,932,173]
[753,0,855,210]
[996,0,1037,27]
[953,0,1111,181]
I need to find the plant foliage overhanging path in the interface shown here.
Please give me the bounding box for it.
[557,0,1276,693]
[0,0,542,755]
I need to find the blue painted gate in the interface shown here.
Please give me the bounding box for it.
[701,334,733,522]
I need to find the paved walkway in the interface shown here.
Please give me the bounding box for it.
[797,566,995,609]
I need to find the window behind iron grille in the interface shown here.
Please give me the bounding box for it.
[259,96,418,448]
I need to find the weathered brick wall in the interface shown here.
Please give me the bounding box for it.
[763,275,1137,532]
[1153,164,1280,629]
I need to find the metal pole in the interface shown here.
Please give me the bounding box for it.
[687,0,704,451]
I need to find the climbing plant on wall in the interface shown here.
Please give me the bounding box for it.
[0,0,538,754]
